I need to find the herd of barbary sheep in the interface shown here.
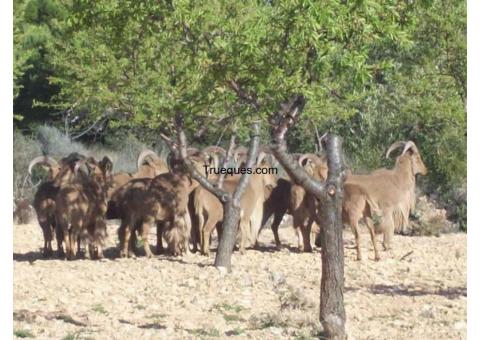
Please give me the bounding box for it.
[27,139,427,262]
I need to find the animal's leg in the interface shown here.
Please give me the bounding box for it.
[63,228,72,260]
[121,220,131,258]
[55,223,65,258]
[156,222,164,254]
[70,230,78,259]
[382,214,394,251]
[141,219,153,258]
[239,218,250,255]
[365,217,380,261]
[348,215,362,261]
[202,218,217,256]
[300,220,313,253]
[39,220,52,257]
[270,212,284,250]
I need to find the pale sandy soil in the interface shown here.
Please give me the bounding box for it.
[13,221,466,340]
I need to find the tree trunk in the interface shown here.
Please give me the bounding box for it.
[214,123,260,272]
[269,96,346,339]
[213,199,240,270]
[318,135,346,340]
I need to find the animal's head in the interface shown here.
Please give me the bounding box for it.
[203,145,227,170]
[298,153,328,181]
[29,152,86,184]
[74,156,113,185]
[28,156,61,181]
[233,146,249,168]
[137,150,168,177]
[386,140,427,176]
[256,151,278,193]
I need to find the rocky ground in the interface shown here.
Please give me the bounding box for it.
[13,221,466,340]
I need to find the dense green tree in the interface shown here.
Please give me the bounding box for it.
[14,0,466,227]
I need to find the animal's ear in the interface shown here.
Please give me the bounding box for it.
[85,157,98,173]
[100,156,113,176]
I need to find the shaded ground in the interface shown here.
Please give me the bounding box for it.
[13,221,466,339]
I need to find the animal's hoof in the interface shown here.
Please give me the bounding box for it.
[374,256,381,262]
[355,256,362,261]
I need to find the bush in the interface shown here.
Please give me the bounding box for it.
[36,125,87,158]
[13,129,42,201]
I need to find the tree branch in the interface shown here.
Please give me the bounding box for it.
[228,80,260,111]
[216,133,236,189]
[232,122,260,202]
[269,95,325,197]
[174,114,230,203]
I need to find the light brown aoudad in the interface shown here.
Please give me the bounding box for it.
[342,140,428,261]
[192,151,278,257]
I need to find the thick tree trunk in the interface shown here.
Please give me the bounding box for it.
[318,135,346,340]
[214,123,260,271]
[269,95,346,339]
[213,199,240,270]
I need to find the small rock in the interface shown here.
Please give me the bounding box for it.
[269,327,283,335]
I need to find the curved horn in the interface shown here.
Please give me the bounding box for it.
[299,153,324,167]
[256,151,267,165]
[187,147,201,157]
[74,159,87,177]
[28,156,58,175]
[137,150,158,169]
[401,141,419,156]
[386,141,406,159]
[202,145,227,156]
[233,146,248,163]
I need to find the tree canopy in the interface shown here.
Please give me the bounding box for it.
[13,0,467,227]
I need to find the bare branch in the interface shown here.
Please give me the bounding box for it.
[269,95,325,197]
[232,122,260,202]
[228,80,260,110]
[175,114,230,203]
[159,133,178,151]
[216,133,236,189]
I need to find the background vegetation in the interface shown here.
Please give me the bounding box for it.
[13,0,466,230]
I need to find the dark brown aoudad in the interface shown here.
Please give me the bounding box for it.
[28,153,86,257]
[55,156,113,260]
[116,144,212,258]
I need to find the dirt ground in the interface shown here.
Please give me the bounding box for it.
[13,221,466,340]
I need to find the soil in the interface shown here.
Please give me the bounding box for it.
[13,221,466,339]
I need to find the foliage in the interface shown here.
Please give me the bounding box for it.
[13,0,466,226]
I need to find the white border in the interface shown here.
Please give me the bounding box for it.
[2,1,475,339]
[467,0,478,338]
[1,0,13,338]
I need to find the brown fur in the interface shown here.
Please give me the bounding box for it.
[107,151,168,219]
[193,162,278,256]
[118,154,209,258]
[118,173,199,258]
[342,141,428,261]
[260,177,292,249]
[55,157,112,260]
[30,153,85,257]
[289,154,328,252]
